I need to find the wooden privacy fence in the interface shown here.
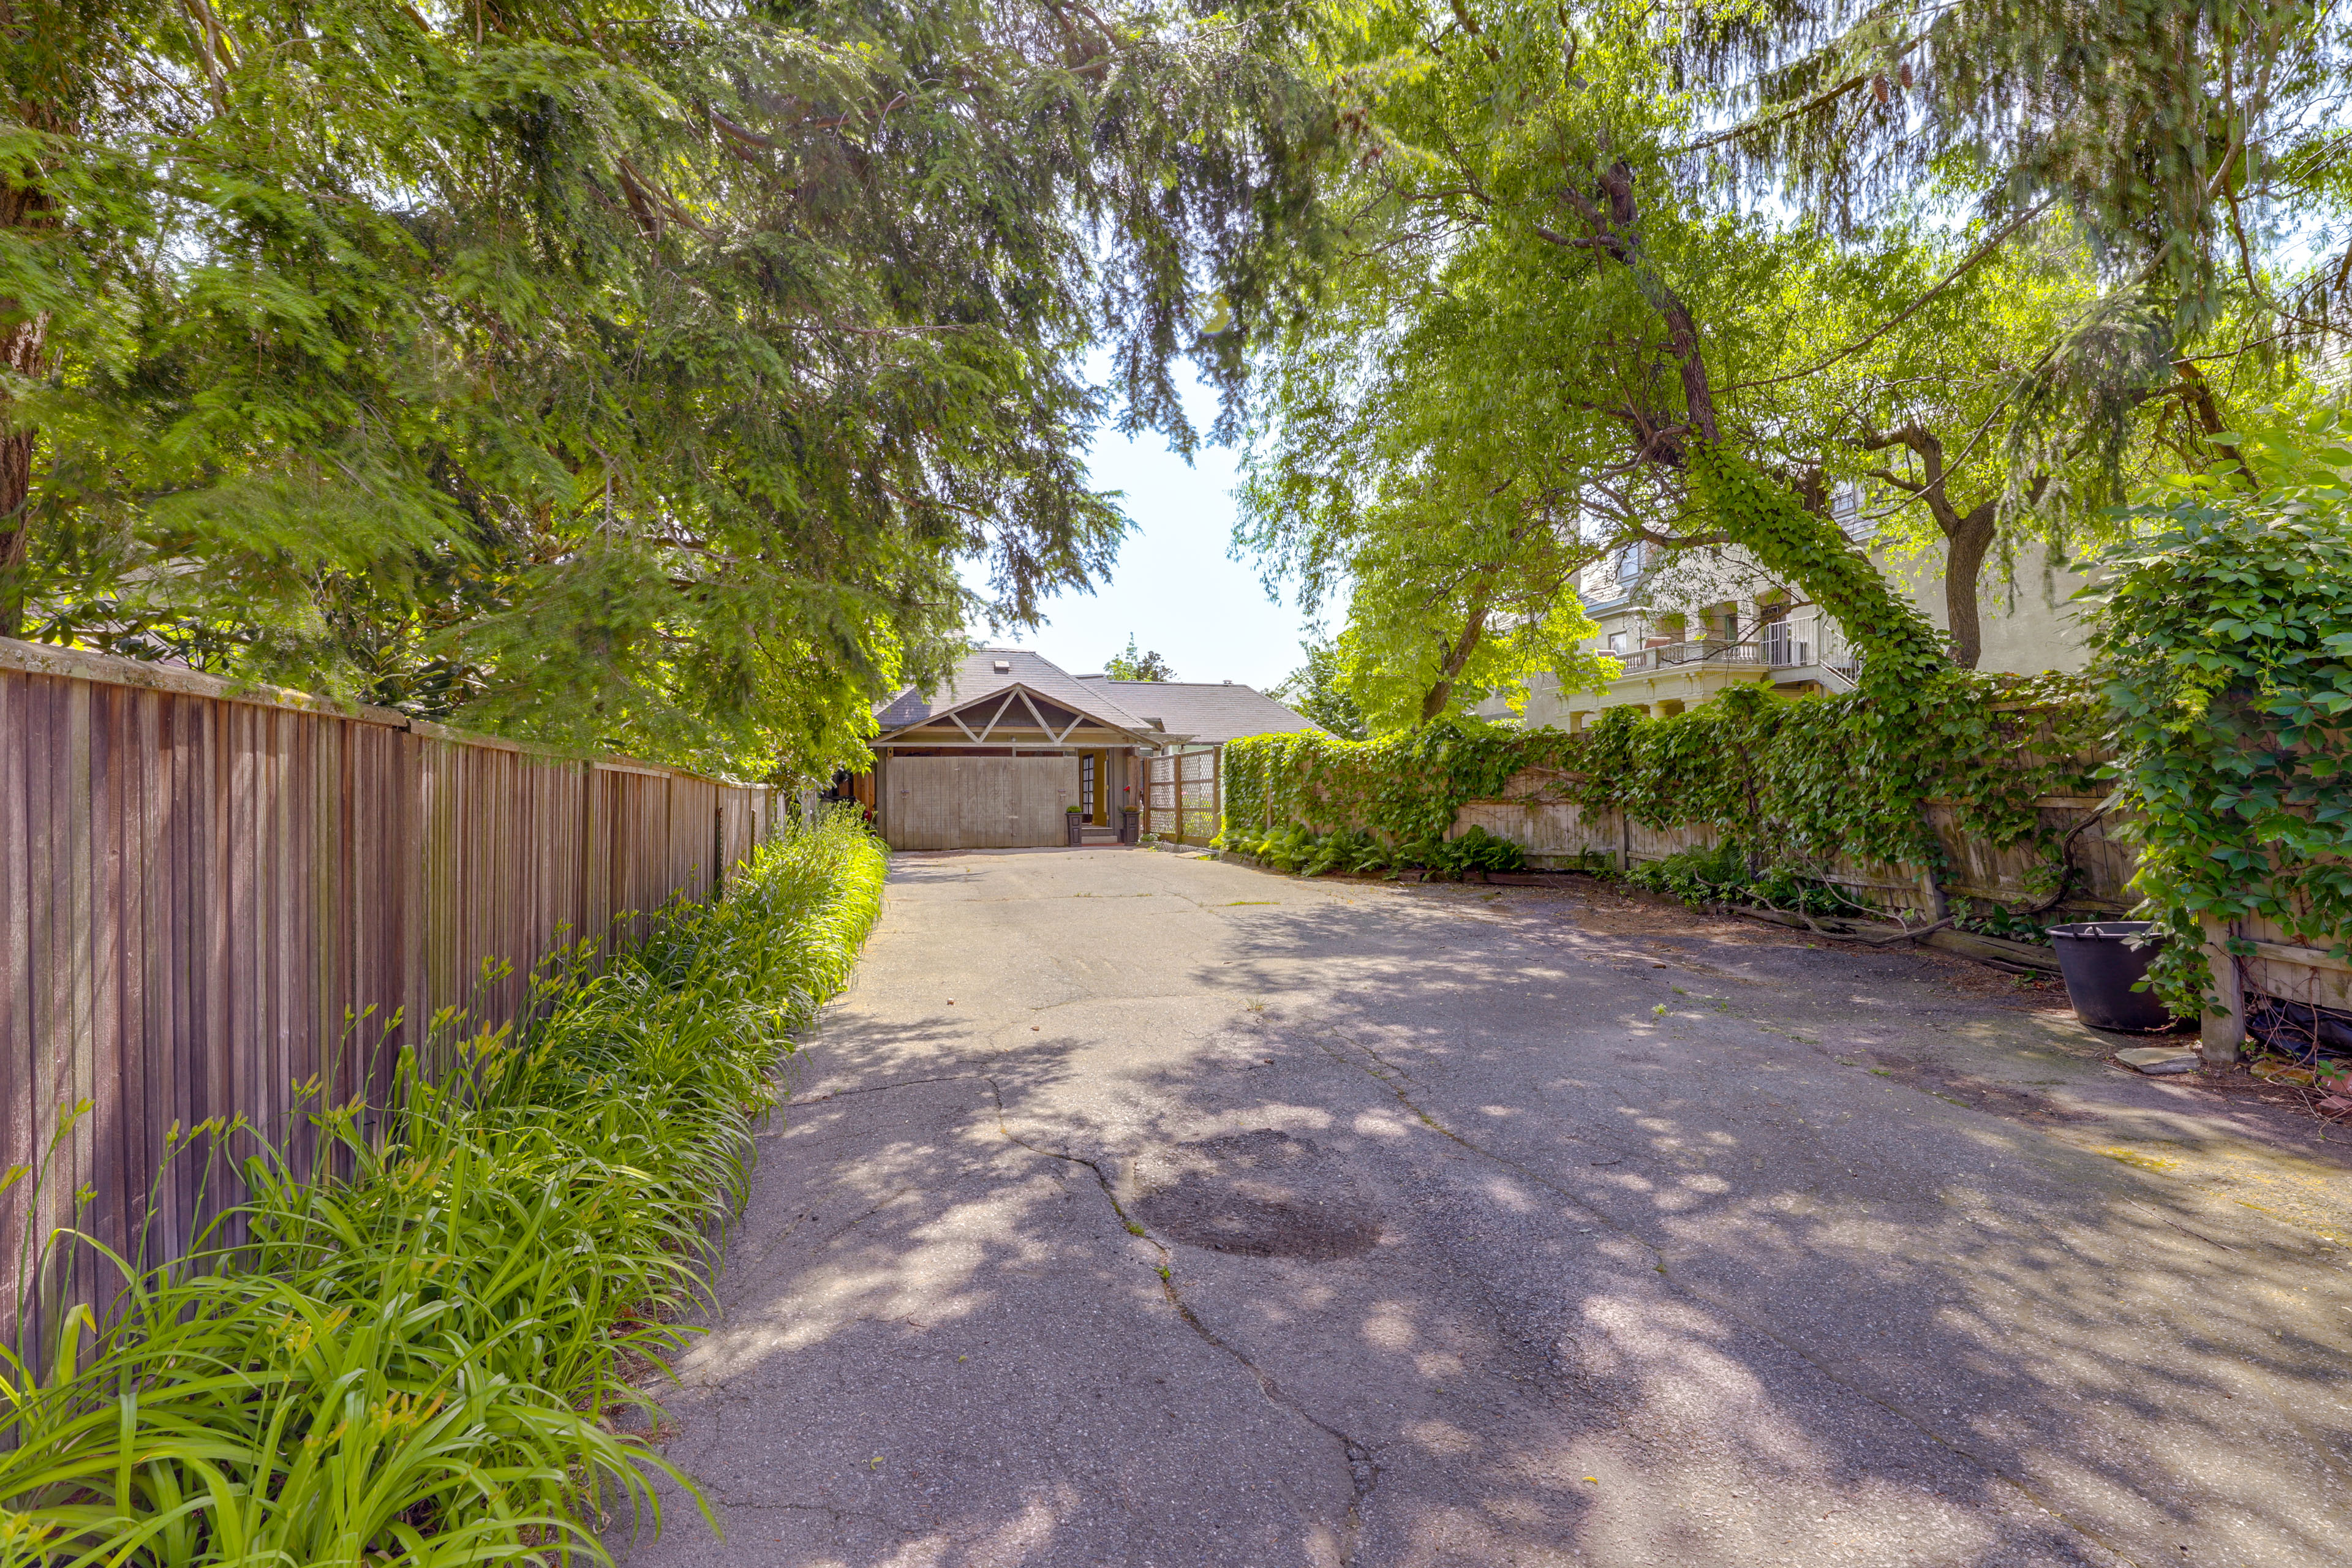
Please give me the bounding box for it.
[0,638,777,1342]
[1446,767,2350,1054]
[1447,769,2134,918]
[1144,748,1221,845]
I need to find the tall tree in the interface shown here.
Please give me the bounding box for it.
[0,0,1332,774]
[1105,635,1175,680]
[1246,0,2348,689]
[1683,0,2352,477]
[1245,4,1951,695]
[1272,638,1368,738]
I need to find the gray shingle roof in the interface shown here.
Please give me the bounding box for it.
[873,649,1163,737]
[1074,677,1324,744]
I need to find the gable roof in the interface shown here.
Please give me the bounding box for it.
[1074,677,1324,744]
[873,648,1166,739]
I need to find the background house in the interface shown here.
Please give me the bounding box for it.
[1479,497,2090,729]
[1074,676,1325,752]
[852,651,1318,851]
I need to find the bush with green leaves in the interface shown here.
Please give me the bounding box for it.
[1626,842,1749,905]
[1224,685,2105,910]
[1626,843,1869,918]
[2088,413,2352,1016]
[1221,819,1526,880]
[0,807,886,1567]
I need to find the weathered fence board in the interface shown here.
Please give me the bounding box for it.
[1144,749,1222,845]
[1448,769,2130,921]
[1443,766,2348,1054]
[0,638,775,1346]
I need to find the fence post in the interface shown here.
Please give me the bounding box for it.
[1211,745,1222,846]
[2199,918,2245,1065]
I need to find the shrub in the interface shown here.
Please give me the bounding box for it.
[1221,821,1521,878]
[1625,843,1865,917]
[0,807,887,1567]
[2088,413,2352,1015]
[1225,689,2106,906]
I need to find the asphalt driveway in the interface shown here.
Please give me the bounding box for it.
[617,848,2352,1568]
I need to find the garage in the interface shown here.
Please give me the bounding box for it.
[859,650,1183,851]
[881,755,1079,851]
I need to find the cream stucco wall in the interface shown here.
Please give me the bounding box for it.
[1476,526,2092,730]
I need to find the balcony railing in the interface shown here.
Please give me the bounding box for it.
[1609,636,1812,674]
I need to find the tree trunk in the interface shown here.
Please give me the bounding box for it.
[0,314,42,640]
[1419,584,1496,724]
[0,47,57,642]
[1942,500,1996,669]
[1858,424,2025,671]
[1552,168,1947,682]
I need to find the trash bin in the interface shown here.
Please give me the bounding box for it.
[2046,921,2175,1032]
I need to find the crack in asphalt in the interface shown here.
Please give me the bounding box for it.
[981,1075,1381,1567]
[784,1071,990,1107]
[1313,1025,2147,1568]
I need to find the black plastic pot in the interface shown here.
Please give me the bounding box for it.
[2046,921,2174,1032]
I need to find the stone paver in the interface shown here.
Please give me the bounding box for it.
[616,848,2352,1568]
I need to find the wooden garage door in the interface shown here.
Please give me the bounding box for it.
[884,756,1079,850]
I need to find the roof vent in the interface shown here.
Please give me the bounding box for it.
[992,659,1011,673]
[1223,679,1234,685]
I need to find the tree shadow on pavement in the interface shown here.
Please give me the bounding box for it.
[613,858,2351,1568]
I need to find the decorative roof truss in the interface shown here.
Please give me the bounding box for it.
[890,685,1119,745]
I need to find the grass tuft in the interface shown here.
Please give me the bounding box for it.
[0,807,887,1567]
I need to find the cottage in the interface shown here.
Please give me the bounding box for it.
[852,649,1319,851]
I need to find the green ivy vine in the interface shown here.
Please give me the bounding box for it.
[1689,446,1948,695]
[2087,420,2352,1015]
[1229,431,2352,1019]
[1224,673,2108,905]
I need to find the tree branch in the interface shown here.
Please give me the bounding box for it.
[1719,197,2058,393]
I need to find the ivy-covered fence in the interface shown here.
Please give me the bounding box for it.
[1226,410,2352,1061]
[2089,420,2352,1047]
[1221,673,2122,922]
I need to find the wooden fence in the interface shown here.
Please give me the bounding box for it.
[1447,770,2133,917]
[1446,767,2347,1057]
[1144,748,1221,845]
[0,638,776,1344]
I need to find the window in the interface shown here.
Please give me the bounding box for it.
[1615,543,1645,582]
[1607,631,1629,655]
[1080,754,1096,823]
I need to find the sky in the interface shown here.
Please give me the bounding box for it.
[956,377,1342,693]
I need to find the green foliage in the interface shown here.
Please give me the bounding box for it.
[1687,446,1948,698]
[0,807,887,1565]
[1221,819,1525,878]
[1224,717,1542,852]
[1421,825,1528,876]
[1678,0,2352,432]
[1270,639,1369,741]
[1226,676,2107,900]
[1234,823,1392,875]
[1333,560,1618,733]
[1242,2,1978,690]
[2088,411,2352,1015]
[1625,843,1864,916]
[1104,635,1176,682]
[4,1,1332,777]
[1248,0,2352,720]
